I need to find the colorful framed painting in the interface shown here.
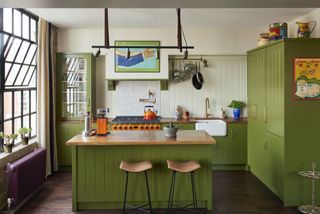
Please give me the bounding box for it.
[294,58,320,100]
[114,41,160,73]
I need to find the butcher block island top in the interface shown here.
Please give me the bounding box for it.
[66,130,216,146]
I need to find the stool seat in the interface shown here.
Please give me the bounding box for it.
[120,160,152,173]
[167,160,201,173]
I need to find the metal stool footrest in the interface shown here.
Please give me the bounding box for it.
[124,203,152,214]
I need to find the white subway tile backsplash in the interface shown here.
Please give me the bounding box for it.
[114,81,161,116]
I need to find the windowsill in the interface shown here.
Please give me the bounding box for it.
[0,139,38,168]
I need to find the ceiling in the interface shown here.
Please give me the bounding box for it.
[2,0,320,8]
[28,8,315,29]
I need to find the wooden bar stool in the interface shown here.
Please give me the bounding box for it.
[120,160,153,214]
[167,160,201,214]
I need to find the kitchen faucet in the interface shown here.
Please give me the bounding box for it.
[205,97,212,118]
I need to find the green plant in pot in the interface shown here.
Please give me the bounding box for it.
[0,132,18,153]
[18,127,32,145]
[228,100,245,120]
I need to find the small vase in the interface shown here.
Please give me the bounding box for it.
[21,136,29,145]
[233,108,241,119]
[3,144,13,153]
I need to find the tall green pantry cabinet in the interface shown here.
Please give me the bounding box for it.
[247,39,320,206]
[56,53,96,168]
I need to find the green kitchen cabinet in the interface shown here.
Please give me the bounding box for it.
[56,122,84,168]
[247,39,320,206]
[56,53,96,121]
[56,53,96,168]
[212,123,247,170]
[160,123,195,130]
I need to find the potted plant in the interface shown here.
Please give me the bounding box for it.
[18,127,32,145]
[0,132,18,153]
[228,100,245,119]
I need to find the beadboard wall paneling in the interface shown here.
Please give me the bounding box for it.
[160,55,247,118]
[98,55,247,118]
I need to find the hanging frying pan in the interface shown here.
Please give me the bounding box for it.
[197,62,203,84]
[192,62,202,90]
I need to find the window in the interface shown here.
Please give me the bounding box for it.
[0,9,38,149]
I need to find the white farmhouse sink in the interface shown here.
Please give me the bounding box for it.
[195,120,227,136]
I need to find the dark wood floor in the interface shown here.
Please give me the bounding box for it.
[16,171,299,214]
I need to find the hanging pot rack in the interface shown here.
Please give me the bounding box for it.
[92,8,194,56]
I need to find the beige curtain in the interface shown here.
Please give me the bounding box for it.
[37,18,58,176]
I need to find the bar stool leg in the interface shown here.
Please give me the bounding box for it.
[144,171,152,214]
[191,171,198,210]
[167,171,176,214]
[123,171,129,214]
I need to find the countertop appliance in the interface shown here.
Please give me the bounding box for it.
[97,108,109,136]
[111,116,161,130]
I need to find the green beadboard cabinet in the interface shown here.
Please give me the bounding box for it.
[247,39,320,206]
[212,123,247,170]
[56,122,84,167]
[56,53,96,168]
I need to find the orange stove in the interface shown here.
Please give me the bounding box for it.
[111,116,161,131]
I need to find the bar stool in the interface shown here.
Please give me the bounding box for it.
[167,160,201,214]
[120,160,153,214]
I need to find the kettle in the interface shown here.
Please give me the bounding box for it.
[144,106,157,120]
[296,21,317,38]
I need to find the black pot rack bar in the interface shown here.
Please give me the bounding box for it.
[92,8,194,51]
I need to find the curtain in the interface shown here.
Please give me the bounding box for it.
[37,18,58,176]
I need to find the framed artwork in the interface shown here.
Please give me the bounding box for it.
[114,41,160,73]
[294,58,320,100]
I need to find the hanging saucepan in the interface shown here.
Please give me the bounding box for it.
[192,62,203,90]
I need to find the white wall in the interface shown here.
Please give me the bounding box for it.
[58,27,263,117]
[288,9,320,38]
[57,27,262,54]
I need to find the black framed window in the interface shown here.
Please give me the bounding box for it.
[0,9,38,149]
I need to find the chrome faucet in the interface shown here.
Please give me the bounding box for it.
[205,97,212,118]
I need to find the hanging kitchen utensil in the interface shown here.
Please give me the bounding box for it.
[196,62,204,84]
[192,62,202,90]
[171,61,181,83]
[184,62,196,75]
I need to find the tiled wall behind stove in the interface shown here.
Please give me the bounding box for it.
[99,55,247,118]
[113,81,161,116]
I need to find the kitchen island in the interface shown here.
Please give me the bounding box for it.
[66,130,215,211]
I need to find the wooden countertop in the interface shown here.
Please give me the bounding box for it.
[160,117,247,124]
[66,130,216,146]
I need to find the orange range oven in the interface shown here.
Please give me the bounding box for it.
[111,116,161,131]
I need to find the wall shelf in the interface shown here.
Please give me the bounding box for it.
[106,79,169,91]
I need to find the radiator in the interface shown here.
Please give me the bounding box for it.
[6,148,46,209]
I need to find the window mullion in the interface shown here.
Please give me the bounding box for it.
[4,36,14,60]
[12,42,31,86]
[5,38,23,83]
[11,91,14,135]
[27,66,36,86]
[29,90,31,132]
[20,90,23,132]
